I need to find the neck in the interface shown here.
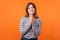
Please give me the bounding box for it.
[29,14,33,17]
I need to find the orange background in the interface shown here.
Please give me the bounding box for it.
[0,0,60,40]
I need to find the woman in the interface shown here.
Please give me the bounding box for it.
[20,2,42,40]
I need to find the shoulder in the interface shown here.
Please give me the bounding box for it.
[20,16,26,20]
[35,17,42,23]
[20,16,25,21]
[36,17,42,21]
[20,16,28,21]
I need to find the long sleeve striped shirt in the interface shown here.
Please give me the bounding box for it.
[19,16,42,39]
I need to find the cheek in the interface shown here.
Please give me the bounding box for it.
[32,9,35,13]
[28,9,30,13]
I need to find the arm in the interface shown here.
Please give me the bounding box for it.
[19,17,32,35]
[34,18,42,36]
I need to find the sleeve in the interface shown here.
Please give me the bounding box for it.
[34,18,42,36]
[19,17,32,35]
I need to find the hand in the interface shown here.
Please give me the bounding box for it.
[29,16,35,24]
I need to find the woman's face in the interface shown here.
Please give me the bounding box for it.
[28,4,35,15]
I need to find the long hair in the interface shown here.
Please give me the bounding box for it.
[25,2,39,19]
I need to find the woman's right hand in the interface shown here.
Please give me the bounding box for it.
[29,16,35,24]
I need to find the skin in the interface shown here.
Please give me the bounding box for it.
[28,4,35,24]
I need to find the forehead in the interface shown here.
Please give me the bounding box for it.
[28,4,33,8]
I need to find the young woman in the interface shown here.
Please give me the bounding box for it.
[20,2,42,40]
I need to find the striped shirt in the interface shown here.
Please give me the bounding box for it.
[19,16,42,39]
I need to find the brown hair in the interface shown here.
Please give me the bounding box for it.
[24,2,39,19]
